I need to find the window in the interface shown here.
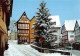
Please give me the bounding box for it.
[19,30,21,33]
[70,35,74,38]
[32,31,34,34]
[32,24,34,28]
[24,24,26,27]
[78,29,79,33]
[65,36,67,39]
[19,30,29,33]
[75,30,77,34]
[26,24,28,27]
[18,24,29,28]
[75,24,77,28]
[27,24,29,28]
[24,24,27,27]
[71,31,74,34]
[18,24,21,27]
[18,24,19,27]
[27,20,30,23]
[63,32,67,36]
[23,24,24,27]
[75,31,76,34]
[28,30,29,33]
[53,35,57,40]
[25,30,27,33]
[26,30,29,33]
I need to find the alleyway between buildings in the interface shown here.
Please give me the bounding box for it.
[4,40,79,56]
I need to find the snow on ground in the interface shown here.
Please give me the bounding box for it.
[4,40,69,56]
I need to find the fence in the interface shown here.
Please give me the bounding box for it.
[31,44,70,55]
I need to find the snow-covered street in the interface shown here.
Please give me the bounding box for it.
[4,40,41,56]
[4,40,77,56]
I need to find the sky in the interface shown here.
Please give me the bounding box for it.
[10,0,80,26]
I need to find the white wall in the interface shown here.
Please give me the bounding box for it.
[51,28,61,46]
[68,31,75,42]
[56,28,61,43]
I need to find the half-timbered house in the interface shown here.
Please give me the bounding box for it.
[30,16,36,44]
[74,20,80,42]
[17,12,30,44]
[49,16,61,47]
[73,20,80,50]
[61,20,76,46]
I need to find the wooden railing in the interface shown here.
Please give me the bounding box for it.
[31,44,70,55]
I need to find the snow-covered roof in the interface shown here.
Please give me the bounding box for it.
[49,16,61,27]
[64,20,76,31]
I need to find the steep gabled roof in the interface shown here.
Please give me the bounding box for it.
[64,20,76,31]
[49,16,61,28]
[16,11,29,23]
[30,16,35,22]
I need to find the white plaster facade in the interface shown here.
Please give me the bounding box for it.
[68,31,75,41]
[49,16,61,46]
[61,20,76,45]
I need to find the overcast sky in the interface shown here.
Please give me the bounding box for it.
[10,0,80,26]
